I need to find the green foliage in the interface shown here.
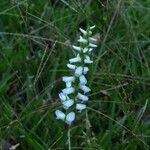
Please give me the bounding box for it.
[0,0,150,149]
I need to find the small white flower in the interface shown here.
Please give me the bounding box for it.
[83,67,89,74]
[59,92,67,101]
[78,36,88,44]
[83,48,88,53]
[62,87,75,95]
[63,99,74,110]
[55,110,65,121]
[75,66,83,77]
[66,82,72,88]
[62,76,75,83]
[89,43,97,48]
[69,54,81,63]
[67,64,76,70]
[76,104,86,112]
[79,75,87,85]
[90,25,95,30]
[72,45,81,51]
[89,37,97,42]
[79,28,88,35]
[77,93,89,102]
[65,112,75,125]
[79,85,91,93]
[89,48,93,52]
[84,55,93,64]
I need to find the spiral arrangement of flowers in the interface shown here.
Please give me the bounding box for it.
[55,26,97,125]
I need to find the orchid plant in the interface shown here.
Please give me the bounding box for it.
[55,26,97,125]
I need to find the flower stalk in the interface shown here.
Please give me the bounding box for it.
[55,26,97,125]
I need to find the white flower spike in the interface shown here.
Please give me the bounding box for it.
[55,26,97,125]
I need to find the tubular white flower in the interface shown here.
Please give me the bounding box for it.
[65,112,75,125]
[72,45,81,51]
[63,99,74,110]
[76,104,86,112]
[83,67,89,74]
[79,28,87,35]
[78,36,88,44]
[90,25,95,30]
[89,43,97,48]
[59,92,67,101]
[62,87,75,95]
[55,110,65,121]
[77,93,89,102]
[89,48,93,52]
[75,66,83,77]
[79,75,87,85]
[84,55,93,64]
[67,64,76,70]
[69,54,81,63]
[66,82,72,88]
[62,76,75,83]
[79,85,91,93]
[83,48,88,53]
[89,37,97,42]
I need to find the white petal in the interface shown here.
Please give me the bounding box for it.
[79,85,91,93]
[89,48,93,52]
[90,25,95,30]
[62,87,75,95]
[65,112,75,125]
[72,45,81,51]
[76,104,86,112]
[59,92,67,101]
[83,48,88,53]
[55,110,65,121]
[63,99,74,110]
[67,64,76,70]
[83,67,89,74]
[89,43,97,48]
[66,82,72,88]
[69,54,81,63]
[79,28,87,35]
[62,76,75,83]
[89,37,97,42]
[84,55,93,64]
[75,66,83,77]
[78,36,88,44]
[77,93,89,101]
[79,75,87,85]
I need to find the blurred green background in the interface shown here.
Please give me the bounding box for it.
[0,0,150,149]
